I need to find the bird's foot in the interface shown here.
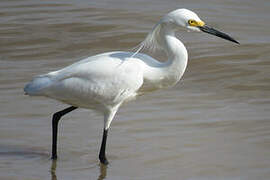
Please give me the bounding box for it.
[99,156,109,165]
[51,155,57,160]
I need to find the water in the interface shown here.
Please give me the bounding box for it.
[1,0,270,179]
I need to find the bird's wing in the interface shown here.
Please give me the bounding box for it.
[39,52,144,108]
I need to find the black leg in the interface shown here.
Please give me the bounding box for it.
[51,106,77,160]
[99,129,109,165]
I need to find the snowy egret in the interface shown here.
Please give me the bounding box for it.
[24,9,239,165]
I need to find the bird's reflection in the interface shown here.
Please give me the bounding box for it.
[50,159,108,180]
[97,163,108,180]
[50,160,57,180]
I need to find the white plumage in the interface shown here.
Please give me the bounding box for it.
[24,9,238,164]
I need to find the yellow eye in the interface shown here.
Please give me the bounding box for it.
[188,20,196,26]
[188,20,205,27]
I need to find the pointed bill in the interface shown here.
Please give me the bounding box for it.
[199,25,239,44]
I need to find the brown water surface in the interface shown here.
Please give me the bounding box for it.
[1,0,270,179]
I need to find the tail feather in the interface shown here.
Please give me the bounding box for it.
[24,75,52,96]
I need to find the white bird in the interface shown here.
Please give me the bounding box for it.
[24,9,239,165]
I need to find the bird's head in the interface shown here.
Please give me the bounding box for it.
[161,9,239,44]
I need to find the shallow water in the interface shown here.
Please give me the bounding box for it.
[1,0,270,179]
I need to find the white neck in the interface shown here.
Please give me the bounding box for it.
[141,23,188,90]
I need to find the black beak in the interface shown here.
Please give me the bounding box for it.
[199,25,239,44]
